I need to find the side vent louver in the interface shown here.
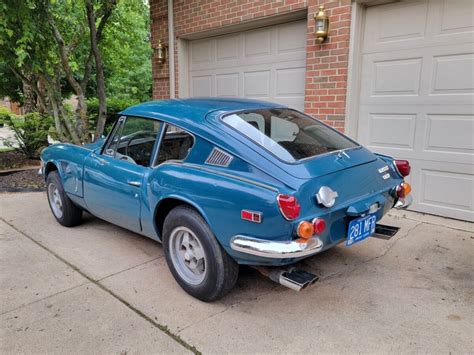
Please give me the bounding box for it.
[205,148,233,167]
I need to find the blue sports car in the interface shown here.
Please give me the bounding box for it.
[40,98,412,301]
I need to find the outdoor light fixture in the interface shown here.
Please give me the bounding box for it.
[314,5,329,44]
[154,39,168,64]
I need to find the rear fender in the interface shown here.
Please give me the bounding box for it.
[144,163,292,258]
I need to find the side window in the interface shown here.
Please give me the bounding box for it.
[104,116,161,167]
[155,124,194,166]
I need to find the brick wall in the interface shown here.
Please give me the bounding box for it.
[150,0,352,131]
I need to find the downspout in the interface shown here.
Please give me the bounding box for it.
[168,0,176,98]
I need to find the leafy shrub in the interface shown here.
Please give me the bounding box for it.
[2,112,53,158]
[87,97,139,133]
[0,106,13,127]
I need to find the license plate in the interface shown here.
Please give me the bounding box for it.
[346,214,377,246]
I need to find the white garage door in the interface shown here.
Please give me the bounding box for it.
[357,0,474,221]
[188,20,307,111]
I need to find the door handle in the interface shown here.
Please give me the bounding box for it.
[127,180,141,187]
[92,153,108,166]
[97,158,108,166]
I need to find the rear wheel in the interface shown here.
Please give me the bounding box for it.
[46,171,82,227]
[163,206,238,302]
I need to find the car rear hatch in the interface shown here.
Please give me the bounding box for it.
[282,145,377,179]
[292,153,403,247]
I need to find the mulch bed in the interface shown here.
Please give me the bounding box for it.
[0,151,44,192]
[0,169,45,192]
[0,151,40,170]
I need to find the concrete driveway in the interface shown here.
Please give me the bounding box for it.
[1,192,472,354]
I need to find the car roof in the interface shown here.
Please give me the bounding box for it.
[120,98,310,184]
[120,97,283,125]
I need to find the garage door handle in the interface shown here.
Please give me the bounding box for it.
[127,180,141,187]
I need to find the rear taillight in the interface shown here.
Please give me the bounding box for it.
[277,194,301,220]
[394,160,411,177]
[312,218,326,235]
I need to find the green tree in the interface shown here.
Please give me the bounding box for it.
[0,0,117,143]
[102,0,152,102]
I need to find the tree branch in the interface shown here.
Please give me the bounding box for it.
[47,13,84,99]
[80,0,115,90]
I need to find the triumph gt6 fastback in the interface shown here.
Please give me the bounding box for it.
[41,98,412,301]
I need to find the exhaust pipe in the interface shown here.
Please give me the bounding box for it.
[254,266,319,291]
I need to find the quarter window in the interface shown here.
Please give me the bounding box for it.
[155,124,194,166]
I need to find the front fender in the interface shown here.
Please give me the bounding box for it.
[41,143,92,197]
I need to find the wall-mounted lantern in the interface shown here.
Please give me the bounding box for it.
[154,39,168,65]
[314,5,330,44]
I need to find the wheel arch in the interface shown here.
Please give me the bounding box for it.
[44,161,60,179]
[153,195,212,240]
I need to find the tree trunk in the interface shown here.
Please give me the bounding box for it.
[22,75,36,114]
[86,0,107,140]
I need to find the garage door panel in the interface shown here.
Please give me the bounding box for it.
[276,21,307,54]
[372,58,422,96]
[364,0,474,54]
[361,44,474,106]
[416,165,474,222]
[363,0,428,52]
[424,114,474,155]
[367,113,417,150]
[216,35,240,61]
[275,67,305,96]
[432,0,474,37]
[191,75,212,96]
[359,107,473,165]
[190,40,213,66]
[189,20,306,108]
[400,159,474,221]
[420,169,473,211]
[215,73,239,97]
[244,27,272,58]
[431,53,474,95]
[243,70,271,98]
[358,0,473,220]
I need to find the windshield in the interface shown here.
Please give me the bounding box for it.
[222,108,358,163]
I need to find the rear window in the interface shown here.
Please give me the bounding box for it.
[222,108,358,162]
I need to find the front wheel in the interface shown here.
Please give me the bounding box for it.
[163,206,238,302]
[46,171,82,227]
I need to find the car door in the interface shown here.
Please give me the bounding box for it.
[83,116,162,232]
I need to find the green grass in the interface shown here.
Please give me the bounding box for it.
[0,147,15,152]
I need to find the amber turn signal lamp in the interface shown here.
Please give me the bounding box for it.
[297,221,314,239]
[397,182,412,198]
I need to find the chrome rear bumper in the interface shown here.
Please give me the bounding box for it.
[230,235,323,259]
[394,194,413,209]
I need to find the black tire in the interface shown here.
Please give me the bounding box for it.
[46,171,82,227]
[163,206,239,302]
